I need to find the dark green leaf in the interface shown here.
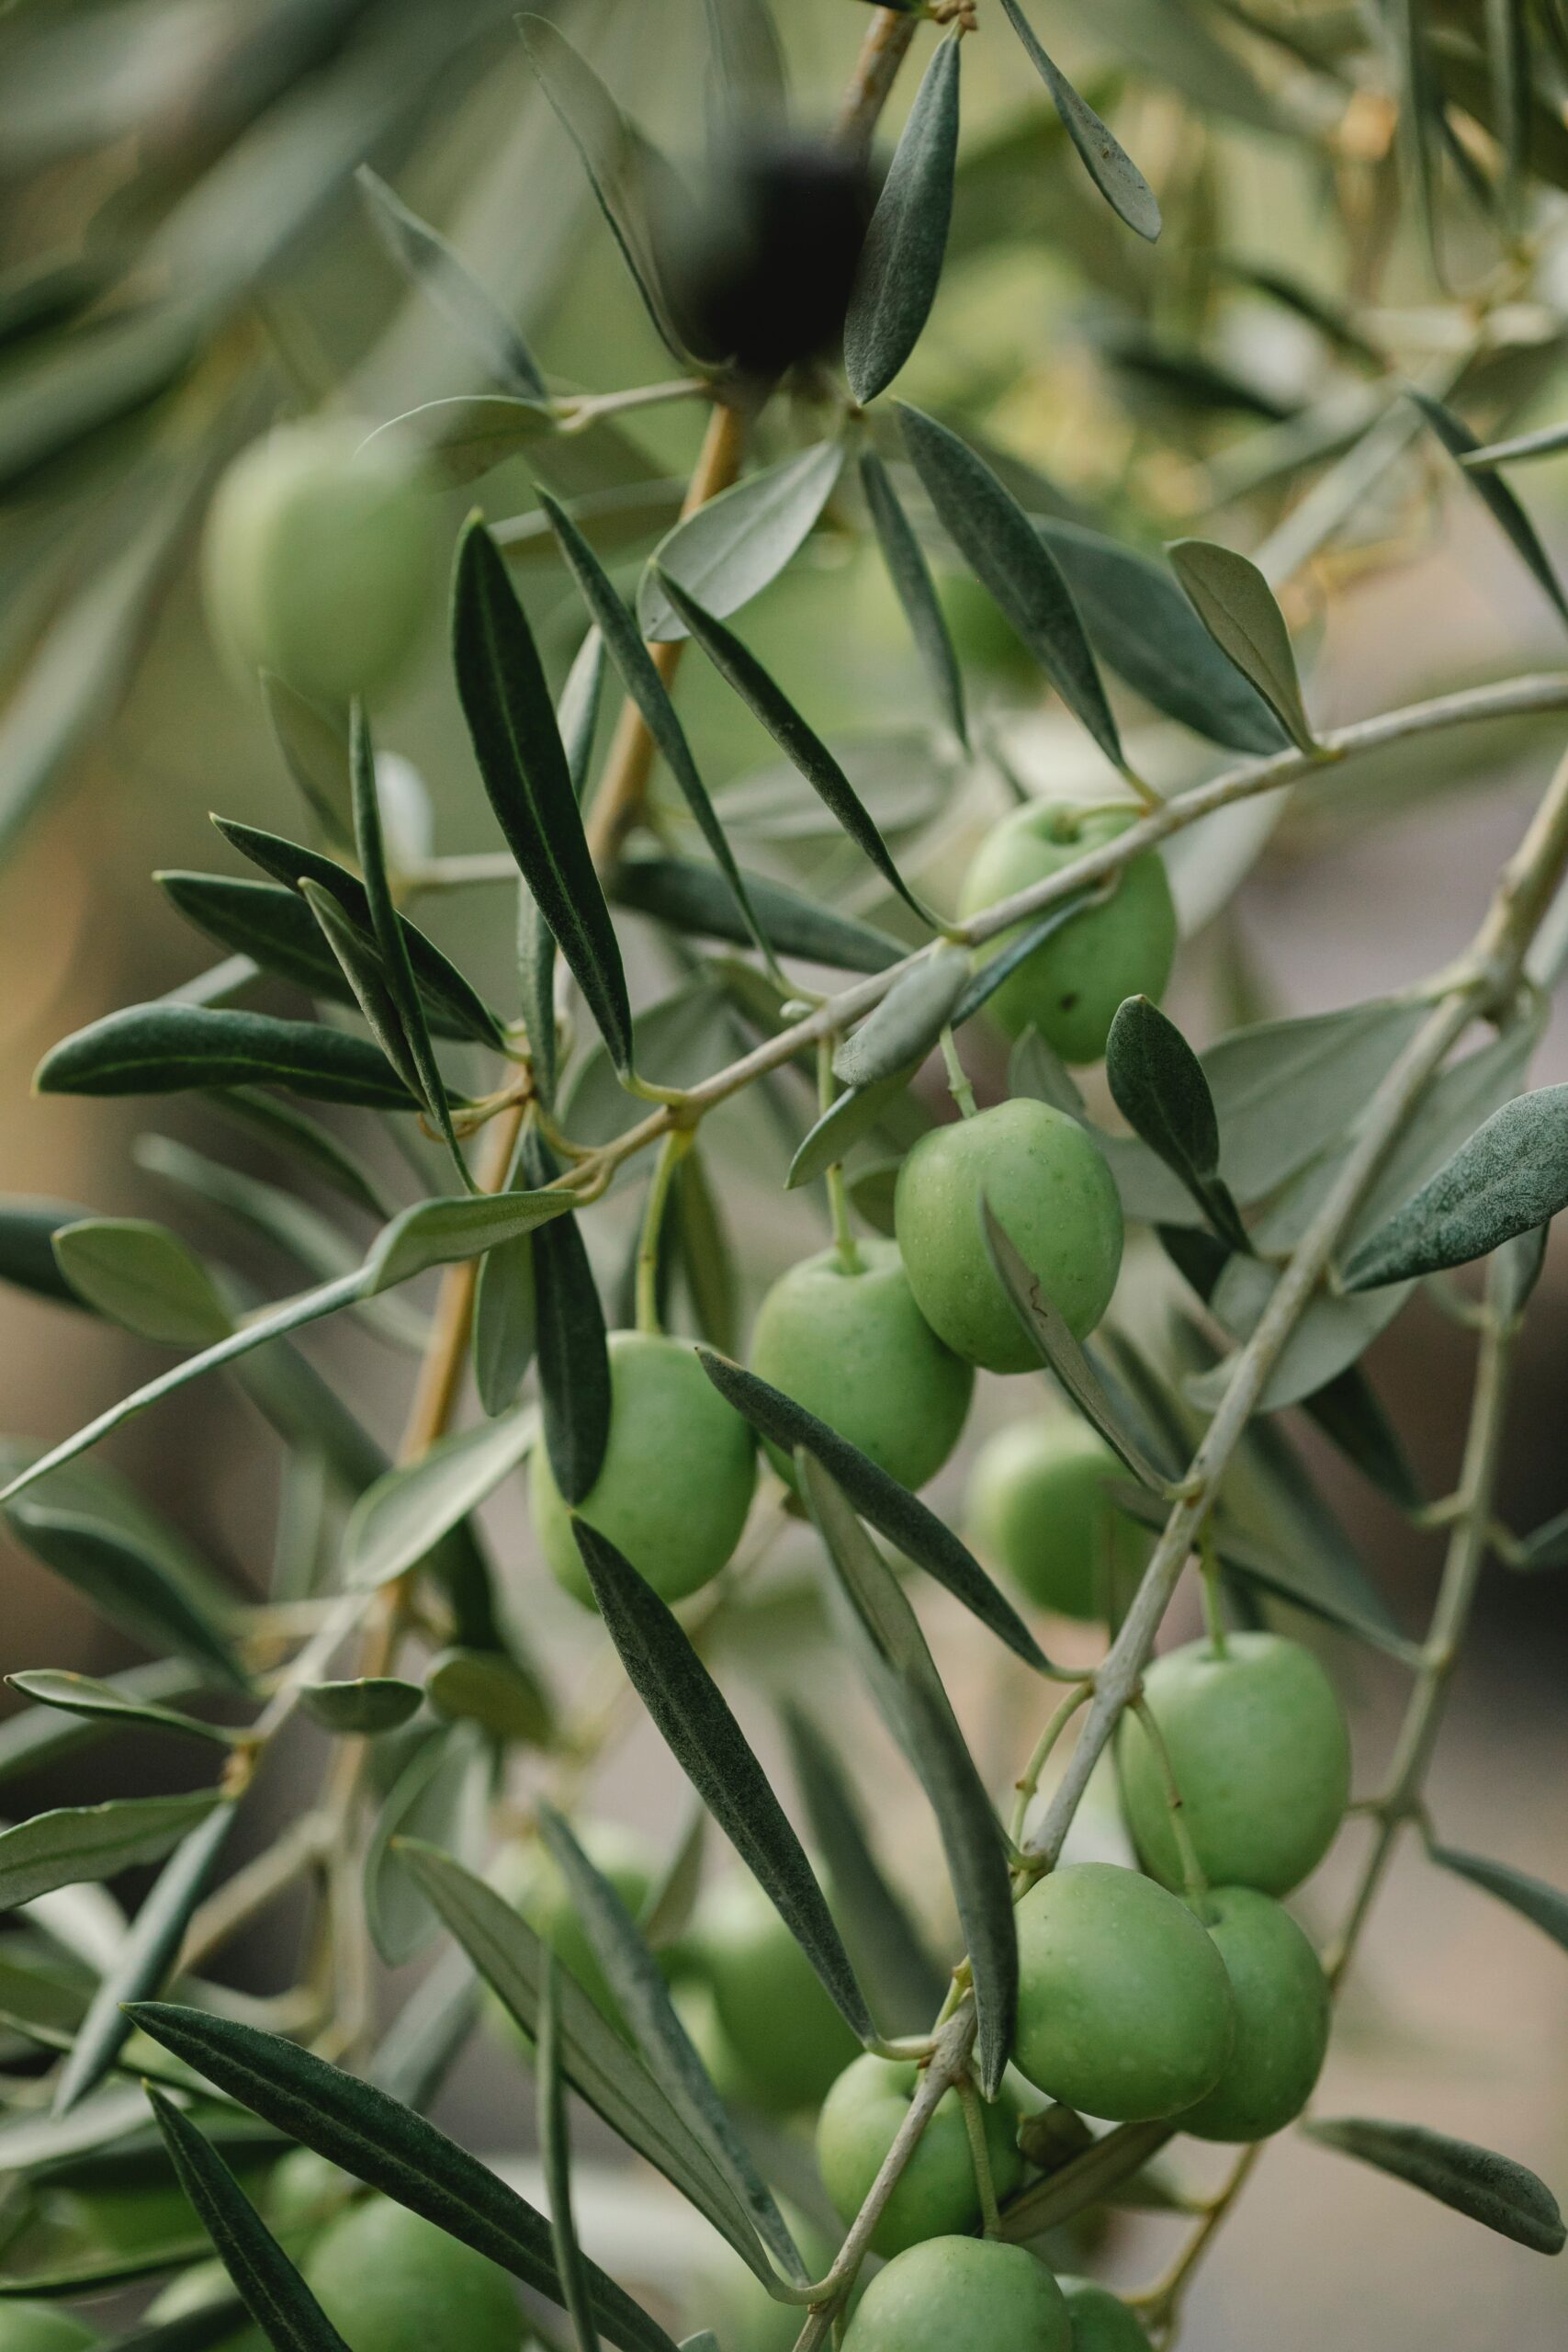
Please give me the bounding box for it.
[365,1727,483,1968]
[0,1197,96,1304]
[612,853,903,973]
[536,1953,604,2352]
[1461,418,1568,469]
[4,1503,247,1690]
[525,1133,611,1507]
[781,1705,948,2034]
[363,1190,573,1295]
[452,518,632,1072]
[998,0,1160,239]
[658,574,930,924]
[0,1660,205,1788]
[5,1670,235,1747]
[695,1350,1045,1668]
[356,166,547,401]
[898,404,1123,770]
[1167,539,1315,751]
[125,2003,680,2352]
[1411,389,1568,628]
[52,1217,232,1348]
[797,1456,1015,2095]
[299,1679,424,1736]
[1303,2118,1565,2254]
[1495,1222,1551,1318]
[473,1229,537,1417]
[844,33,961,402]
[1344,1086,1568,1290]
[299,879,427,1111]
[0,1790,223,1912]
[671,1146,738,1355]
[950,888,1108,1030]
[1193,1254,1412,1414]
[56,1802,235,2113]
[572,1521,874,2043]
[786,1067,917,1191]
[979,1204,1171,1491]
[638,445,843,644]
[144,2087,352,2352]
[1105,998,1248,1250]
[1429,1842,1568,1956]
[34,1006,418,1110]
[833,948,969,1089]
[206,1091,388,1223]
[1299,1363,1424,1511]
[425,1650,551,1746]
[859,450,967,745]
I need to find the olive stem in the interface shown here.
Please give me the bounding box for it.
[939,1023,978,1118]
[1198,1532,1229,1657]
[818,1037,864,1273]
[1008,1679,1093,1856]
[1130,1693,1210,1917]
[955,2074,1003,2237]
[636,1130,693,1336]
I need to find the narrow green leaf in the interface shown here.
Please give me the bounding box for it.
[536,1952,604,2352]
[979,1204,1171,1491]
[425,1649,552,1745]
[638,1800,707,1953]
[844,33,961,402]
[1007,1026,1087,1119]
[5,1671,235,1747]
[1411,389,1568,628]
[1344,1086,1568,1290]
[356,166,547,401]
[365,1727,483,1968]
[1299,1363,1424,1511]
[540,490,776,973]
[1192,1255,1411,1414]
[4,1504,247,1689]
[833,948,969,1090]
[145,2087,353,2352]
[525,1132,611,1507]
[658,573,930,925]
[125,2003,681,2352]
[1202,998,1428,1205]
[638,445,843,643]
[1461,417,1568,469]
[695,1351,1046,1668]
[299,1679,424,1736]
[56,1802,236,2113]
[949,888,1106,1030]
[787,1066,919,1190]
[366,396,558,490]
[1428,1842,1568,1956]
[702,0,787,115]
[34,1006,418,1110]
[1303,2118,1565,2254]
[366,1943,480,2114]
[0,1660,206,1788]
[572,1520,874,2044]
[859,450,967,746]
[260,674,352,847]
[781,1707,949,2035]
[363,1190,573,1295]
[1513,1507,1568,1571]
[797,1456,1016,2096]
[344,1411,536,1592]
[671,1146,738,1355]
[0,1790,222,1912]
[998,0,1161,239]
[1167,538,1315,751]
[452,518,632,1072]
[898,404,1123,771]
[473,1229,537,1418]
[206,1091,393,1223]
[1495,1222,1551,1318]
[159,875,371,1023]
[299,879,427,1110]
[614,853,902,975]
[52,1216,231,1349]
[1105,999,1248,1251]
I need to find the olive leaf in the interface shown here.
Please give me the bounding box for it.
[787,1065,920,1191]
[858,450,967,746]
[473,1224,537,1418]
[612,853,903,974]
[425,1650,551,1745]
[1461,417,1568,469]
[572,1520,874,2043]
[5,1670,236,1747]
[365,1726,486,1969]
[0,1196,96,1305]
[1105,998,1249,1251]
[1342,1086,1568,1290]
[1166,538,1315,751]
[0,1790,225,1912]
[1409,389,1568,629]
[1299,1363,1424,1512]
[4,1502,248,1689]
[260,673,353,847]
[299,1679,424,1736]
[299,878,427,1109]
[998,0,1161,241]
[844,32,961,403]
[1303,2118,1566,2254]
[638,444,844,643]
[452,516,632,1074]
[362,1189,574,1295]
[125,2002,682,2352]
[832,948,969,1089]
[536,1952,604,2352]
[51,1216,232,1348]
[897,404,1123,772]
[1427,1842,1568,1956]
[344,1409,538,1591]
[671,1145,739,1354]
[696,1351,1047,1668]
[525,1132,612,1507]
[145,2086,353,2352]
[355,165,547,401]
[34,1005,420,1109]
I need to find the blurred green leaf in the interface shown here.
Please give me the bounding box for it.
[1410,389,1568,629]
[536,1951,604,2352]
[0,1791,223,1914]
[525,1132,611,1507]
[357,165,547,401]
[1428,1841,1568,1955]
[424,1649,551,1745]
[998,0,1160,239]
[4,1501,247,1690]
[52,1218,232,1348]
[5,1671,235,1748]
[299,1679,424,1736]
[859,450,967,746]
[639,445,843,643]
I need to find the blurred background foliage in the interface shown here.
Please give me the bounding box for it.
[5,0,1568,2344]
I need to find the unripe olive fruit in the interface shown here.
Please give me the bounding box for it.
[1118,1633,1350,1896]
[965,1416,1148,1620]
[531,1330,756,1606]
[1012,1862,1234,2120]
[1058,2278,1155,2351]
[0,2308,98,2352]
[1179,1887,1329,2142]
[893,1100,1122,1373]
[817,2054,1022,2257]
[303,2198,522,2352]
[749,1238,973,1490]
[958,804,1177,1066]
[692,1871,861,2114]
[841,2237,1072,2352]
[202,420,440,707]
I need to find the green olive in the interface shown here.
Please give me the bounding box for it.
[1118,1633,1351,1896]
[958,804,1177,1065]
[303,2197,523,2352]
[749,1238,973,1490]
[893,1100,1122,1372]
[1012,1862,1234,2121]
[531,1330,756,1606]
[202,421,440,706]
[1179,1887,1329,2142]
[0,2307,99,2352]
[965,1416,1148,1619]
[841,2237,1072,2352]
[1058,2278,1155,2350]
[817,2054,1022,2257]
[692,1871,862,2115]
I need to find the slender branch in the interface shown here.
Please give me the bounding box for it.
[837,7,922,155]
